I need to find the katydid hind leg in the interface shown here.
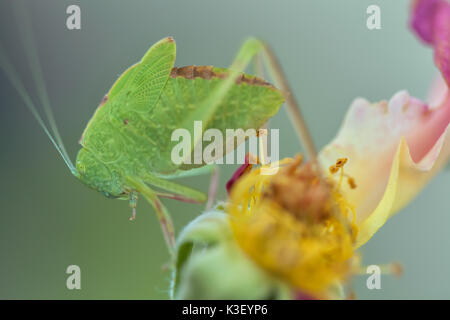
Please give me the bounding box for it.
[142,171,207,204]
[151,166,219,208]
[155,192,203,204]
[258,42,319,169]
[154,164,216,180]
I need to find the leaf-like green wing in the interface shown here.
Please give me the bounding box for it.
[109,36,176,113]
[81,38,283,179]
[115,66,284,174]
[107,63,138,100]
[79,37,176,162]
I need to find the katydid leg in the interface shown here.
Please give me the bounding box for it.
[259,42,320,171]
[155,164,216,180]
[142,172,207,203]
[155,192,204,204]
[125,176,176,255]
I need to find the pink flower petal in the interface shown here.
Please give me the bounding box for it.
[411,0,442,44]
[411,0,450,86]
[428,73,449,107]
[226,154,255,194]
[433,3,450,86]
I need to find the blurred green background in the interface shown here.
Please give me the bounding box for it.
[0,0,449,299]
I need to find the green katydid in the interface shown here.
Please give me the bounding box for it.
[0,36,280,253]
[1,7,318,255]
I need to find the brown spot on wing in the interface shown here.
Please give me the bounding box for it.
[99,95,108,108]
[175,66,195,79]
[193,66,213,79]
[170,65,273,87]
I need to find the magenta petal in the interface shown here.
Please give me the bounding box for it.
[411,0,450,86]
[433,3,450,86]
[226,155,253,195]
[410,0,442,44]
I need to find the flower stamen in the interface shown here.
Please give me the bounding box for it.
[328,157,359,240]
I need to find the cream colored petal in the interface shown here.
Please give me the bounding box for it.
[355,125,449,248]
[319,91,450,228]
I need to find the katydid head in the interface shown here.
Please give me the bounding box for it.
[75,148,126,199]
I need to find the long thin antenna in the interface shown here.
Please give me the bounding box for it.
[0,45,76,174]
[12,1,74,169]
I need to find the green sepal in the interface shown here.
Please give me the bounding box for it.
[170,208,292,300]
[171,209,232,297]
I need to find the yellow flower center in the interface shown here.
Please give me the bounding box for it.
[228,156,357,296]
